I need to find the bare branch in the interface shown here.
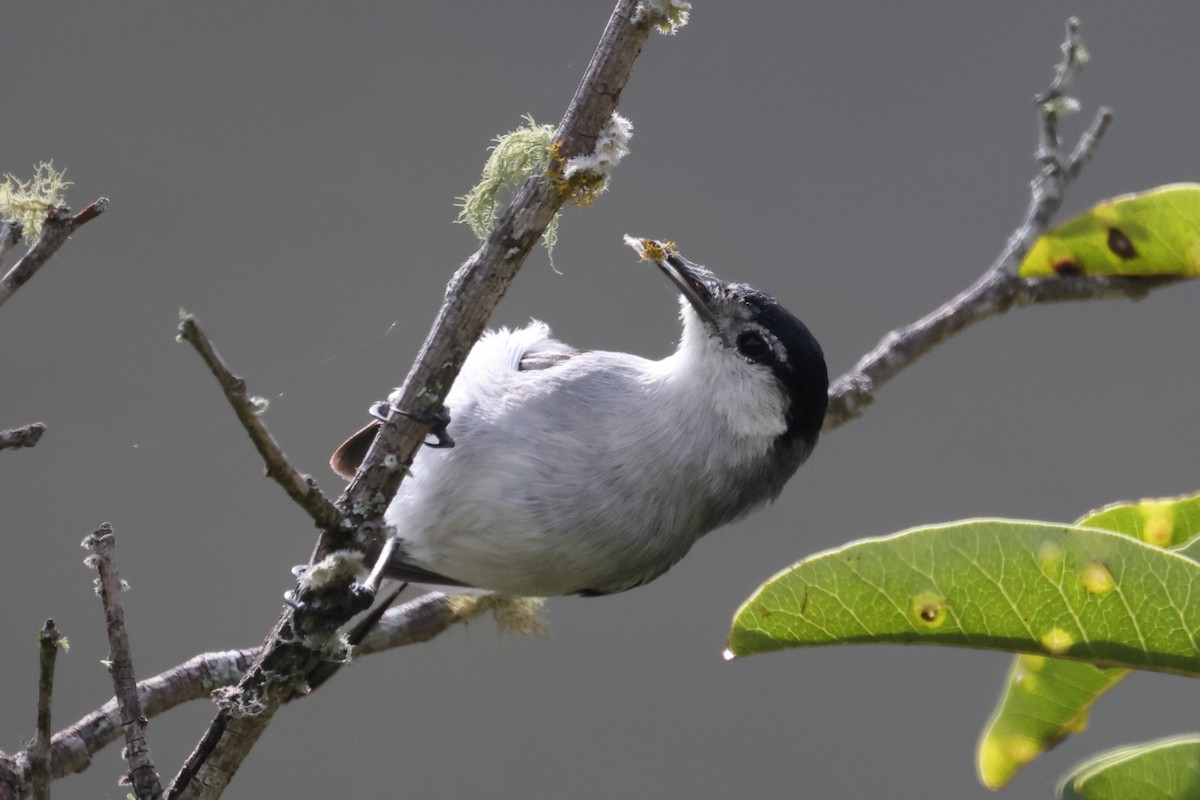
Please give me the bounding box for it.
[0,198,108,309]
[0,422,46,451]
[1067,106,1114,178]
[0,648,256,792]
[824,18,1178,430]
[82,523,164,800]
[0,592,460,795]
[355,592,473,655]
[178,314,342,532]
[1033,17,1087,106]
[31,620,64,800]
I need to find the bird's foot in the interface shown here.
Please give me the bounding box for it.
[284,581,376,617]
[369,401,455,448]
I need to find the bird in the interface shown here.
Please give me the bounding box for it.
[330,236,828,598]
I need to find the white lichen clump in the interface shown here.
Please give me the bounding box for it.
[447,594,548,637]
[299,550,365,590]
[563,112,633,184]
[636,0,691,34]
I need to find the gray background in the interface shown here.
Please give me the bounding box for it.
[3,2,1199,798]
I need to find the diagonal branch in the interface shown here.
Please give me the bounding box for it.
[178,315,342,531]
[0,198,108,309]
[326,0,663,562]
[824,20,1176,430]
[168,2,667,797]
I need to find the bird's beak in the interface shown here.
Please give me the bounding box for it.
[624,236,721,328]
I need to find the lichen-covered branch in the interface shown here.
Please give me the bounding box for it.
[0,422,46,451]
[0,198,107,309]
[324,0,662,566]
[167,3,665,797]
[83,523,164,800]
[178,315,342,532]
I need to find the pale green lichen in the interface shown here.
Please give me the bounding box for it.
[456,114,561,265]
[0,162,71,240]
[447,594,548,636]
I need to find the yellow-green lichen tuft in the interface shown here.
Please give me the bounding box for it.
[456,115,561,264]
[447,594,548,637]
[0,162,71,240]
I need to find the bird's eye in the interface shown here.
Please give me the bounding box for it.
[736,331,775,364]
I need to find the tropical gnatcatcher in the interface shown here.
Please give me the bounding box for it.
[331,236,828,597]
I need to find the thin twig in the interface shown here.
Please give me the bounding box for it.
[824,20,1175,430]
[1067,106,1113,177]
[0,198,108,309]
[1033,17,1086,106]
[178,315,342,531]
[0,422,46,451]
[31,620,64,800]
[82,523,164,800]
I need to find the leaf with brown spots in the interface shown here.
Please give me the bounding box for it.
[1019,184,1200,278]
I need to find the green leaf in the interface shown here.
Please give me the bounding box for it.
[1082,493,1200,549]
[1058,735,1200,800]
[977,493,1200,789]
[726,520,1200,676]
[1018,183,1200,278]
[977,655,1128,789]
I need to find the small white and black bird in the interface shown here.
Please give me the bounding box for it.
[331,236,828,597]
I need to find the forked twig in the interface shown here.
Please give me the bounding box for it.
[824,20,1175,429]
